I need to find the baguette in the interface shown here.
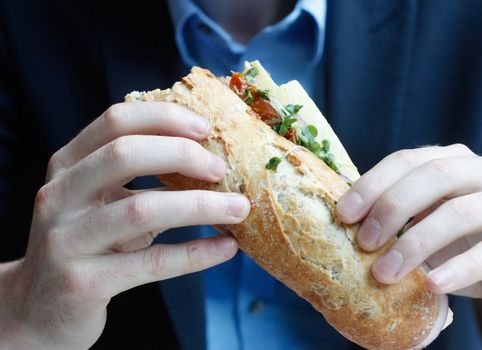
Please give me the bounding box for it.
[125,66,450,349]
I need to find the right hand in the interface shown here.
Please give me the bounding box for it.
[0,102,250,349]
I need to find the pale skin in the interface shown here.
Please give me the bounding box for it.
[336,144,482,298]
[196,0,295,43]
[1,2,482,349]
[0,103,251,348]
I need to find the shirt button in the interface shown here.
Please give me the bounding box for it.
[248,300,265,315]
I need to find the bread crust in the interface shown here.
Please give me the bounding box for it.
[125,68,439,350]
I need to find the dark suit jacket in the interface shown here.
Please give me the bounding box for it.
[1,0,481,349]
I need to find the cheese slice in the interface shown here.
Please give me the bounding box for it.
[243,61,360,181]
[443,308,453,330]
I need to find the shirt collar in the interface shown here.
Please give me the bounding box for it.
[168,0,326,30]
[167,0,326,68]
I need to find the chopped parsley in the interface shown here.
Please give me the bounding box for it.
[265,156,282,171]
[244,88,254,105]
[244,67,258,83]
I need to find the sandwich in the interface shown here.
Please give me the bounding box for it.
[125,61,452,349]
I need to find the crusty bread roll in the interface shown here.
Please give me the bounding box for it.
[125,67,448,349]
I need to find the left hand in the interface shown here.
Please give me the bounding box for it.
[336,144,482,298]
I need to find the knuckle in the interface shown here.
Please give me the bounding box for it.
[463,247,482,276]
[362,172,385,196]
[46,151,63,178]
[35,183,54,206]
[157,102,174,122]
[34,182,58,211]
[399,233,430,260]
[192,191,214,217]
[107,136,136,165]
[393,149,419,168]
[449,143,474,156]
[103,103,125,131]
[424,159,455,182]
[60,265,95,298]
[143,247,167,278]
[125,195,153,226]
[378,191,405,217]
[447,197,480,223]
[177,138,204,163]
[183,241,199,270]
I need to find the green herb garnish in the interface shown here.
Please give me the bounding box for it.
[283,104,303,116]
[265,156,282,171]
[276,115,298,136]
[244,88,254,105]
[273,104,303,136]
[297,125,320,153]
[321,139,330,153]
[263,97,340,173]
[244,67,258,83]
[295,125,339,173]
[320,153,339,173]
[259,89,270,100]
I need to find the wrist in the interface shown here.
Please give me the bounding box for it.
[0,259,41,348]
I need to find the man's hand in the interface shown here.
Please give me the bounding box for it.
[336,144,482,298]
[0,102,250,349]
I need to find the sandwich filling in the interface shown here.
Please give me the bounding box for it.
[229,67,340,176]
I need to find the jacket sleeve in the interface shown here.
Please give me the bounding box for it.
[0,26,17,207]
[0,18,31,261]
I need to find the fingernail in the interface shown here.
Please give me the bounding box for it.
[357,218,381,250]
[210,154,226,180]
[337,192,364,221]
[214,236,237,257]
[373,250,403,281]
[427,268,455,291]
[226,194,250,219]
[191,117,210,136]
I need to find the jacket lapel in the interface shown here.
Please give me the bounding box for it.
[93,2,205,349]
[322,0,418,173]
[93,0,187,101]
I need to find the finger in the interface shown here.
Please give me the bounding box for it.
[356,157,482,251]
[59,135,226,206]
[47,102,210,180]
[103,186,168,204]
[426,241,482,295]
[94,235,238,298]
[69,190,250,254]
[336,144,475,224]
[371,192,482,284]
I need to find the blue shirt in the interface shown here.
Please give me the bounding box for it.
[168,0,325,91]
[167,1,353,349]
